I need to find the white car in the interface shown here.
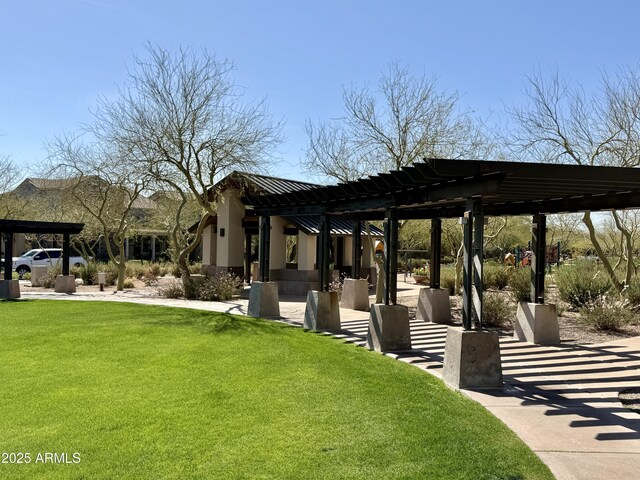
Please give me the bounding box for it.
[12,249,87,277]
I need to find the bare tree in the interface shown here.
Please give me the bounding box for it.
[303,62,496,300]
[88,45,283,297]
[49,136,150,290]
[508,67,640,290]
[304,62,495,183]
[0,155,24,219]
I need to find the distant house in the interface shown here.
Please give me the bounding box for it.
[199,171,382,295]
[9,176,169,261]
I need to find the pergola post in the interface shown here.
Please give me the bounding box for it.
[244,233,252,284]
[514,213,560,344]
[383,208,398,305]
[248,215,280,318]
[443,198,501,389]
[531,214,546,303]
[3,231,13,281]
[304,213,340,330]
[366,208,410,352]
[351,220,362,279]
[62,233,70,277]
[429,218,441,288]
[461,199,484,330]
[259,216,270,282]
[417,217,451,324]
[317,213,331,291]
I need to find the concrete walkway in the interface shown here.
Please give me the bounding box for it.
[17,283,640,480]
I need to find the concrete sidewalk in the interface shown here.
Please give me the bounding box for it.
[17,285,640,480]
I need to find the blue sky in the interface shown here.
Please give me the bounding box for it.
[2,0,639,181]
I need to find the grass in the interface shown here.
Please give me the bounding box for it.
[0,300,553,480]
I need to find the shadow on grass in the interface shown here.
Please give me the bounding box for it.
[146,309,288,336]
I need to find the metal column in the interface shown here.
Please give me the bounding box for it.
[429,218,442,289]
[383,209,398,305]
[318,213,331,291]
[62,233,70,276]
[3,232,13,281]
[462,199,484,330]
[531,214,547,304]
[351,220,362,279]
[244,233,252,284]
[259,216,270,282]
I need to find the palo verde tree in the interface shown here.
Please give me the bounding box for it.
[303,62,496,300]
[49,136,150,291]
[91,45,283,298]
[507,67,640,290]
[0,155,24,219]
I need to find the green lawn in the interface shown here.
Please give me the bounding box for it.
[0,300,553,479]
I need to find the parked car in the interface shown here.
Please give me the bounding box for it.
[11,249,87,278]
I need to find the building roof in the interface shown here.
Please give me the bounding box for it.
[243,158,640,219]
[283,215,383,236]
[218,171,320,196]
[0,219,84,234]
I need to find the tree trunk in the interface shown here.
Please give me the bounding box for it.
[116,260,126,291]
[582,211,623,292]
[179,256,196,299]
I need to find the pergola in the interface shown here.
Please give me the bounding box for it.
[243,158,640,335]
[1,219,84,281]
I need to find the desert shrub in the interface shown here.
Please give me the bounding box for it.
[123,278,135,289]
[555,261,612,309]
[622,277,640,307]
[484,264,512,290]
[509,267,532,302]
[482,292,514,329]
[579,296,632,331]
[440,270,456,296]
[170,263,182,277]
[158,279,184,299]
[195,272,242,301]
[40,264,63,288]
[93,262,118,286]
[188,262,202,274]
[125,261,146,280]
[73,262,98,285]
[148,263,163,277]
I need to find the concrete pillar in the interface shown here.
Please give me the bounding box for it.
[515,302,560,344]
[297,231,316,270]
[442,327,503,389]
[269,216,287,271]
[247,281,280,318]
[366,304,411,352]
[151,235,156,261]
[216,190,245,271]
[304,290,340,330]
[54,275,76,294]
[416,287,451,323]
[0,280,20,299]
[340,278,369,311]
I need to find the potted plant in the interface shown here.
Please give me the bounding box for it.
[413,266,429,284]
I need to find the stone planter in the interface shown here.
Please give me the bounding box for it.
[413,274,429,284]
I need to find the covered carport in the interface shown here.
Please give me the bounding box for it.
[243,158,640,388]
[0,219,84,298]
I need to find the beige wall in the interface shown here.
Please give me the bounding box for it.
[297,231,316,270]
[202,225,217,266]
[216,190,245,268]
[269,216,287,270]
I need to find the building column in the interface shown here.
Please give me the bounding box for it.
[151,235,156,261]
[297,231,316,271]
